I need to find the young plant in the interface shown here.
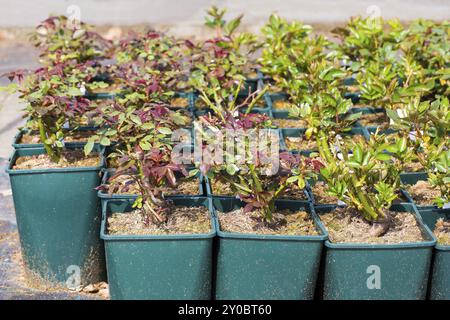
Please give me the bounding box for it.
[2,65,91,162]
[428,149,450,208]
[286,59,359,161]
[259,14,327,94]
[30,15,112,65]
[192,85,321,221]
[332,16,407,72]
[319,135,408,235]
[189,7,257,101]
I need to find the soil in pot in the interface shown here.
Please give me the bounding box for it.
[434,219,450,245]
[273,100,293,110]
[264,81,283,94]
[107,206,211,235]
[346,85,359,93]
[13,150,100,170]
[284,136,317,151]
[312,181,339,204]
[195,98,208,109]
[89,81,122,94]
[217,209,318,236]
[280,185,308,200]
[105,174,199,196]
[341,134,366,145]
[211,179,234,196]
[402,162,425,172]
[171,97,190,108]
[273,118,308,128]
[358,112,388,126]
[245,70,259,79]
[19,130,97,144]
[320,206,426,244]
[393,190,409,203]
[405,180,440,206]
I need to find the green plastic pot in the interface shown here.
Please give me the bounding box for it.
[415,208,450,300]
[101,197,216,300]
[85,92,117,100]
[430,243,450,300]
[6,146,106,286]
[399,172,439,211]
[366,127,397,135]
[317,203,436,300]
[400,171,428,185]
[268,92,290,112]
[213,198,327,300]
[344,92,361,103]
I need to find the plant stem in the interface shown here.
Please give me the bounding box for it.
[38,117,59,163]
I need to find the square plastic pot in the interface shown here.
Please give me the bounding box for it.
[317,203,436,300]
[430,242,450,300]
[213,198,327,300]
[399,172,439,211]
[268,92,290,112]
[6,146,106,286]
[415,208,450,300]
[101,197,216,300]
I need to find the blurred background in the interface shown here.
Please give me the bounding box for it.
[0,0,449,156]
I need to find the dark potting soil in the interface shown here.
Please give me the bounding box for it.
[13,150,100,170]
[320,206,426,244]
[405,180,440,206]
[107,206,211,235]
[434,219,450,245]
[217,209,318,236]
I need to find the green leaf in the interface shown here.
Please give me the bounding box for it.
[226,164,239,175]
[157,127,173,135]
[67,87,83,97]
[100,136,111,146]
[286,176,298,183]
[375,153,391,161]
[139,140,151,151]
[84,141,94,156]
[353,144,363,164]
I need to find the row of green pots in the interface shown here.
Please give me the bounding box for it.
[307,171,450,300]
[6,142,449,300]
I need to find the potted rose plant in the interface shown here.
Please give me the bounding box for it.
[316,134,436,299]
[3,66,106,287]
